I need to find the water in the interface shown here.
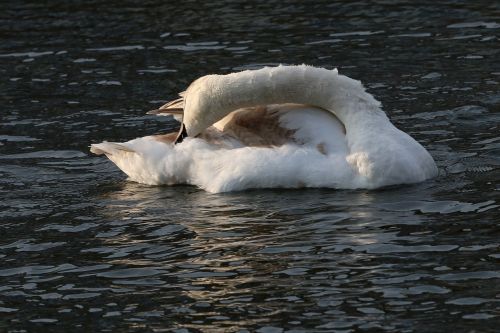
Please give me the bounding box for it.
[1,1,499,331]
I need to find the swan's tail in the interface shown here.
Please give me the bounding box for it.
[90,138,181,185]
[90,142,136,156]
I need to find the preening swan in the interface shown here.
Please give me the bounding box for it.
[90,65,438,193]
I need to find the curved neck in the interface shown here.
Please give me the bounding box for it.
[184,65,384,137]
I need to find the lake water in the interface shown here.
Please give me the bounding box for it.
[1,1,499,332]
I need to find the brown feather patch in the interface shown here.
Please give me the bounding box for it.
[159,97,184,110]
[219,106,296,147]
[316,143,327,155]
[147,108,183,115]
[152,132,178,144]
[148,97,184,115]
[152,105,301,148]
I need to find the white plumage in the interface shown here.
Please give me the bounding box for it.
[91,65,438,193]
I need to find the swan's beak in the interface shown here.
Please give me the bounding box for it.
[147,97,187,144]
[174,123,188,144]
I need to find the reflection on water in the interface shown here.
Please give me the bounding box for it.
[1,0,499,331]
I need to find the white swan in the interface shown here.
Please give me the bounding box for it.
[90,65,438,193]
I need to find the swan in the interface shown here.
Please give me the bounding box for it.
[90,65,438,193]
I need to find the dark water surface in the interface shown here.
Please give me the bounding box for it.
[1,1,500,332]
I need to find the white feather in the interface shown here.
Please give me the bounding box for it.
[90,65,438,193]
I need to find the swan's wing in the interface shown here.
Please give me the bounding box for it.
[277,105,348,155]
[147,90,187,118]
[147,97,184,116]
[90,142,136,155]
[211,104,348,154]
[212,105,296,147]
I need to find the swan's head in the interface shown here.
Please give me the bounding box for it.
[148,75,223,144]
[180,75,227,139]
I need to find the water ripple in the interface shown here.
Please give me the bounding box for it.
[1,1,499,332]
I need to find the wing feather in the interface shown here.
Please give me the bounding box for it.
[147,96,184,116]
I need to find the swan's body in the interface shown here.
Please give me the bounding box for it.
[91,65,438,193]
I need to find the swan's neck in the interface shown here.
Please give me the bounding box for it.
[184,65,385,137]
